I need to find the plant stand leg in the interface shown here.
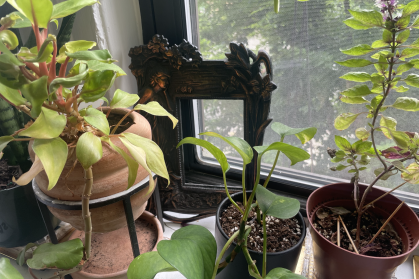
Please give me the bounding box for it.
[35,199,58,244]
[152,180,165,232]
[123,196,140,258]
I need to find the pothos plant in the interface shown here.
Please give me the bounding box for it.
[0,0,176,277]
[329,0,419,251]
[127,123,316,279]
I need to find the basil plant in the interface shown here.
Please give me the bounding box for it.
[127,123,316,279]
[0,0,176,276]
[330,0,419,250]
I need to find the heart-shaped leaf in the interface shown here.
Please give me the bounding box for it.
[49,69,88,93]
[334,135,352,152]
[0,257,23,279]
[265,267,306,279]
[80,70,116,102]
[127,251,176,279]
[134,101,178,129]
[200,132,253,165]
[24,35,54,63]
[76,132,103,169]
[83,107,110,135]
[256,185,300,219]
[7,0,53,28]
[271,122,316,144]
[334,112,361,131]
[110,89,139,109]
[51,0,98,19]
[85,60,126,77]
[380,116,397,139]
[66,49,114,62]
[19,107,66,139]
[17,243,37,266]
[27,239,84,270]
[157,225,217,279]
[253,142,309,166]
[392,97,419,111]
[57,40,96,63]
[0,83,27,106]
[33,138,68,190]
[20,75,48,118]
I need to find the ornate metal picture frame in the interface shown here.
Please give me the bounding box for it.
[129,35,276,220]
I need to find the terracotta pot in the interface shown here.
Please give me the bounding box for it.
[69,211,164,279]
[307,183,419,279]
[215,191,306,279]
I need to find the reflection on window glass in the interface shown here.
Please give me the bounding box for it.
[196,0,419,194]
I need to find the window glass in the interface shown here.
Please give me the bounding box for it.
[195,0,419,194]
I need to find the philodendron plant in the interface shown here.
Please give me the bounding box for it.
[0,0,176,277]
[127,122,316,279]
[329,0,419,252]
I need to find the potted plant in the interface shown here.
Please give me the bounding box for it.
[0,0,176,277]
[306,1,419,278]
[127,122,316,279]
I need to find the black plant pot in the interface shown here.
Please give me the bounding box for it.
[0,183,59,248]
[215,191,306,279]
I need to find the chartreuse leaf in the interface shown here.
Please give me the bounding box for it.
[123,132,170,184]
[395,85,409,92]
[0,83,27,106]
[412,15,419,28]
[19,108,66,139]
[177,137,229,172]
[401,48,419,59]
[25,35,55,63]
[256,184,300,219]
[66,49,114,63]
[397,29,410,44]
[0,11,21,27]
[0,41,24,66]
[49,69,88,93]
[110,89,139,109]
[404,74,419,87]
[343,18,374,30]
[7,0,53,28]
[380,116,397,139]
[0,0,6,5]
[8,11,31,28]
[341,96,368,104]
[355,128,370,141]
[334,113,361,131]
[383,29,393,43]
[0,30,19,50]
[348,10,383,26]
[51,0,98,19]
[265,267,306,279]
[392,97,419,111]
[371,40,389,48]
[340,85,373,97]
[83,107,110,135]
[57,40,96,63]
[0,257,23,279]
[102,137,139,188]
[352,140,372,154]
[76,132,103,169]
[200,132,253,165]
[341,44,373,56]
[390,130,411,149]
[271,122,316,144]
[27,239,83,270]
[339,72,371,82]
[396,15,411,29]
[157,225,217,279]
[119,137,155,192]
[127,251,176,279]
[403,0,419,17]
[375,55,388,73]
[17,243,37,266]
[33,138,67,190]
[0,136,13,154]
[134,102,178,129]
[20,76,48,118]
[84,60,126,77]
[80,70,116,102]
[335,135,352,152]
[397,63,414,75]
[402,162,419,184]
[253,142,309,166]
[336,59,372,68]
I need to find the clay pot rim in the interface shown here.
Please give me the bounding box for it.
[307,182,419,260]
[73,211,163,278]
[216,190,306,256]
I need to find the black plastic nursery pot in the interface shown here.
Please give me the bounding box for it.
[0,183,59,248]
[215,191,306,279]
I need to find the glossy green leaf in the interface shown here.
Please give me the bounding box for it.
[7,0,53,28]
[200,132,253,165]
[392,97,419,111]
[19,107,66,139]
[374,167,395,181]
[397,63,414,75]
[396,15,410,29]
[83,107,110,135]
[348,10,383,26]
[253,142,309,166]
[24,35,54,63]
[265,267,306,279]
[380,116,397,139]
[110,89,139,109]
[0,11,21,27]
[177,137,229,173]
[397,29,410,44]
[375,55,388,73]
[102,137,138,188]
[120,137,155,191]
[395,85,409,92]
[57,40,96,63]
[8,11,31,28]
[127,251,176,279]
[403,0,419,17]
[404,74,419,87]
[157,225,217,279]
[412,14,419,28]
[339,72,371,82]
[336,59,372,68]
[49,69,88,93]
[256,184,300,219]
[383,29,393,43]
[80,70,116,102]
[17,243,37,266]
[0,83,27,106]
[0,136,13,154]
[0,257,23,279]
[371,73,385,84]
[271,122,316,144]
[27,239,83,270]
[0,30,19,50]
[66,49,114,63]
[85,60,126,77]
[371,50,393,60]
[134,101,178,129]
[334,135,352,152]
[371,40,389,48]
[340,85,373,97]
[51,0,98,19]
[343,18,374,30]
[352,140,372,154]
[0,41,24,66]
[334,112,361,131]
[402,162,419,184]
[20,75,48,118]
[76,132,102,169]
[33,138,67,190]
[340,96,368,104]
[341,44,373,56]
[390,130,411,149]
[123,132,170,184]
[355,127,370,141]
[401,48,419,59]
[371,94,384,109]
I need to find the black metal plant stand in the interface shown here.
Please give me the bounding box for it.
[32,175,164,261]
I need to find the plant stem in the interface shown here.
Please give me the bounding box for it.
[242,156,263,222]
[110,109,134,134]
[242,165,247,207]
[262,213,267,277]
[337,219,341,247]
[82,167,93,259]
[256,205,261,224]
[263,151,280,188]
[59,56,70,78]
[362,181,407,211]
[242,245,261,277]
[48,40,57,83]
[223,172,244,215]
[339,215,359,254]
